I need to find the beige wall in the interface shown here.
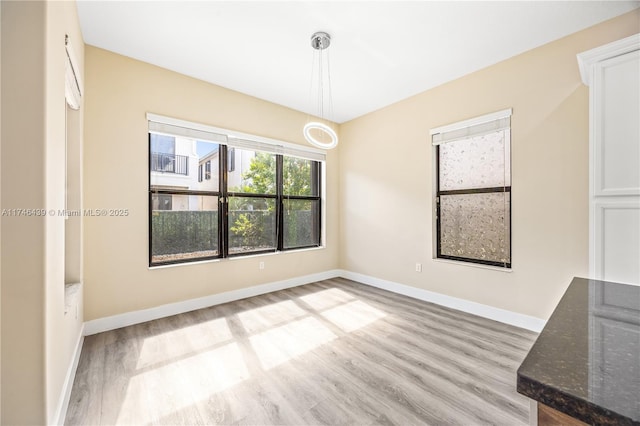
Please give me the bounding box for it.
[1,1,85,423]
[83,47,339,321]
[339,10,640,321]
[0,2,3,421]
[1,3,47,422]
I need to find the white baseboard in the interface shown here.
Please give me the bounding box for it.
[52,324,85,426]
[338,270,546,332]
[84,268,545,337]
[84,269,342,335]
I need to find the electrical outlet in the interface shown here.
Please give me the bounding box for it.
[259,261,265,270]
[415,263,422,272]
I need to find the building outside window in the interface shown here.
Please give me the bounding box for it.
[228,147,236,172]
[150,134,189,175]
[205,160,211,180]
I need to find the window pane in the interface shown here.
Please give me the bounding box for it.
[151,194,219,264]
[283,157,319,196]
[228,147,236,172]
[153,194,173,210]
[196,141,219,190]
[284,199,320,249]
[228,149,276,195]
[150,134,175,154]
[150,135,220,191]
[228,196,276,254]
[439,192,510,264]
[439,130,510,191]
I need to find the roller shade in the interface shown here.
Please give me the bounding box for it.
[65,35,82,110]
[227,138,325,162]
[431,109,512,146]
[147,113,326,162]
[148,121,228,145]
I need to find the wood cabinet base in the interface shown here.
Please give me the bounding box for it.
[538,403,588,426]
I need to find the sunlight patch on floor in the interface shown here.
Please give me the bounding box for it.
[119,287,387,423]
[299,287,355,310]
[321,300,387,332]
[136,317,232,369]
[238,300,307,333]
[119,342,249,424]
[249,316,337,370]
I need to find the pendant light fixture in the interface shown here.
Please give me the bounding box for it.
[304,31,338,149]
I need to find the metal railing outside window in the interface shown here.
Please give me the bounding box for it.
[150,152,189,175]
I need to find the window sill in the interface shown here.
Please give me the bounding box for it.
[149,257,223,270]
[432,257,512,273]
[228,245,325,261]
[64,282,82,315]
[149,245,326,270]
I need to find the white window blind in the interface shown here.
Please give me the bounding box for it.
[148,121,228,144]
[65,34,82,110]
[147,113,326,162]
[431,109,512,146]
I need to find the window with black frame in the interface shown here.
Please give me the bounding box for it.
[149,133,222,265]
[432,109,512,268]
[227,148,278,255]
[282,156,321,250]
[148,115,324,266]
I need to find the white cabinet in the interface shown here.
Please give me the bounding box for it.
[578,34,640,285]
[588,280,640,416]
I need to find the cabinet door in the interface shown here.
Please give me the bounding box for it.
[591,46,640,286]
[593,50,639,197]
[594,201,640,285]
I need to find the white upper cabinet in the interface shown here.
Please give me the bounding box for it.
[578,34,640,286]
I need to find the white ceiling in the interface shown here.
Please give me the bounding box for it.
[77,1,639,123]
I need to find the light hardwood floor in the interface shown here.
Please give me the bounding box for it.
[66,278,538,425]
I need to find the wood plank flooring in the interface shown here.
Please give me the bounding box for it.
[65,278,538,425]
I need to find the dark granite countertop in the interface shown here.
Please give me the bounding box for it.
[517,277,640,425]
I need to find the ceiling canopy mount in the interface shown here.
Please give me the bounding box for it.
[311,32,331,50]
